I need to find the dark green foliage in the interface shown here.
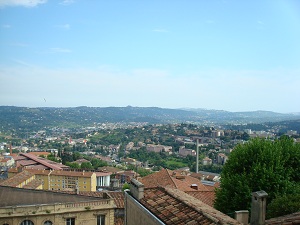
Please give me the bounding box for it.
[80,162,93,169]
[65,162,80,169]
[90,158,107,169]
[267,193,300,219]
[214,137,300,218]
[122,183,130,191]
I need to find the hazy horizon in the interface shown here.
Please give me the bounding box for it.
[1,104,299,114]
[1,0,300,113]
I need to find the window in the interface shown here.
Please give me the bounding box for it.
[97,215,105,225]
[66,218,75,225]
[20,220,34,225]
[44,221,53,225]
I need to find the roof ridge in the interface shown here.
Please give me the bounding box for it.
[164,187,241,225]
[165,168,179,189]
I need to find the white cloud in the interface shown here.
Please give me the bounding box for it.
[59,0,74,5]
[0,0,47,8]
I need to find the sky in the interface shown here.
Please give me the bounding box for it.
[0,0,300,113]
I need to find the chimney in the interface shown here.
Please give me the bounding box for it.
[235,210,249,225]
[196,139,199,173]
[130,179,144,200]
[18,166,23,173]
[190,184,198,190]
[110,178,119,190]
[250,191,268,225]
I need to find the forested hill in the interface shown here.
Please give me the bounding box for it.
[0,106,299,130]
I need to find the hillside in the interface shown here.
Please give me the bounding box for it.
[0,106,299,132]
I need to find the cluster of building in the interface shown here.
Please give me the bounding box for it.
[1,162,298,225]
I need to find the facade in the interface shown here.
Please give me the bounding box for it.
[50,170,97,192]
[0,170,43,190]
[146,144,172,153]
[7,168,111,192]
[0,186,115,225]
[217,153,228,165]
[96,172,111,188]
[202,157,212,165]
[178,147,196,157]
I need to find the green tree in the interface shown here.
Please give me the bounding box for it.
[66,162,80,169]
[80,162,93,169]
[214,137,300,218]
[122,183,130,191]
[267,192,300,218]
[91,158,107,169]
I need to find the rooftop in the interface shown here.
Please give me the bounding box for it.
[0,170,34,187]
[0,186,109,207]
[13,153,69,170]
[266,212,300,225]
[139,168,208,192]
[140,187,241,225]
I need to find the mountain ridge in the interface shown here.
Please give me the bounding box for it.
[0,106,299,131]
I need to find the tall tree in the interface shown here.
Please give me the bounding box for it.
[214,136,300,218]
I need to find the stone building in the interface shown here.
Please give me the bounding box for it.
[0,186,116,225]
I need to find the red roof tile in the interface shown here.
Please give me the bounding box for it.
[140,187,241,225]
[266,212,300,225]
[139,168,208,192]
[185,191,215,207]
[0,170,34,187]
[108,191,124,208]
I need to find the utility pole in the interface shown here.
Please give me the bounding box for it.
[196,139,199,173]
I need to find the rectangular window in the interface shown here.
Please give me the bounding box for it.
[97,215,105,225]
[66,218,75,225]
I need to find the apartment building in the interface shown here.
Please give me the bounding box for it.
[0,186,116,225]
[50,170,97,191]
[7,168,111,192]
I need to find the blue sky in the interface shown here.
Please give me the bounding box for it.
[0,0,300,113]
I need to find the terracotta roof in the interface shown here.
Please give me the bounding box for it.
[8,167,52,175]
[98,166,124,173]
[18,153,69,170]
[266,212,300,225]
[140,187,241,225]
[26,164,50,170]
[108,191,125,208]
[0,186,109,207]
[184,191,216,207]
[74,158,90,163]
[95,171,112,176]
[139,168,208,192]
[114,217,124,225]
[18,159,38,166]
[22,179,43,189]
[0,170,34,187]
